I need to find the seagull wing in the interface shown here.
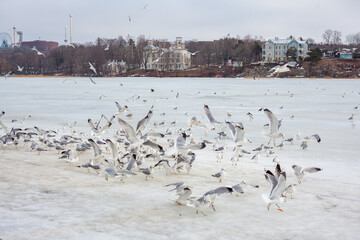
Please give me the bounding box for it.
[225,121,236,138]
[232,184,244,194]
[265,170,278,196]
[311,134,321,143]
[142,140,163,152]
[203,187,233,197]
[270,172,286,199]
[117,118,138,143]
[106,139,118,160]
[264,109,279,134]
[176,132,187,148]
[88,138,101,157]
[303,167,322,173]
[204,104,219,124]
[126,154,137,172]
[234,124,245,143]
[136,110,153,133]
[292,165,303,176]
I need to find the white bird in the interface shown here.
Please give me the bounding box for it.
[292,165,322,184]
[104,44,109,51]
[128,16,134,23]
[88,62,97,75]
[262,170,287,211]
[190,50,200,56]
[264,109,284,146]
[282,184,297,199]
[32,47,46,57]
[225,121,251,145]
[115,102,128,115]
[301,134,321,149]
[3,71,11,80]
[17,65,24,72]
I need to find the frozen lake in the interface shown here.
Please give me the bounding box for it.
[0,77,360,239]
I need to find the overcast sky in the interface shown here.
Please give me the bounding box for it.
[1,0,359,44]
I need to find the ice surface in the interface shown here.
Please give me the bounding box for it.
[0,77,359,239]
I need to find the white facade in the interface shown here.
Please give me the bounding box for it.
[144,37,191,71]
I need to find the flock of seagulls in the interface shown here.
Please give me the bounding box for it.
[0,85,328,216]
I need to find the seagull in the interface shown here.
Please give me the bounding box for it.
[3,71,11,80]
[282,184,297,199]
[136,110,153,135]
[348,114,355,128]
[89,62,97,75]
[32,47,46,57]
[262,170,287,211]
[246,112,254,120]
[140,166,154,180]
[115,102,128,115]
[212,168,226,182]
[190,50,200,56]
[128,16,134,23]
[264,109,284,146]
[301,134,321,149]
[292,165,322,184]
[17,65,24,72]
[225,121,251,145]
[104,44,109,51]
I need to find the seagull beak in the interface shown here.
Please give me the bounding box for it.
[277,208,284,212]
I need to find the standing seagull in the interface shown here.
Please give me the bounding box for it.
[212,168,226,182]
[264,109,284,146]
[89,62,97,75]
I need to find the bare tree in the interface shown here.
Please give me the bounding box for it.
[332,31,342,45]
[322,29,333,45]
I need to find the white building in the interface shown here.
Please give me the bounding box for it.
[262,37,308,63]
[144,37,191,71]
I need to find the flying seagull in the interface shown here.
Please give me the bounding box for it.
[264,109,284,146]
[89,62,97,75]
[262,170,287,211]
[292,165,322,184]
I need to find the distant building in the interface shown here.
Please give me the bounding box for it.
[22,40,58,51]
[143,37,191,71]
[262,37,308,62]
[340,51,353,60]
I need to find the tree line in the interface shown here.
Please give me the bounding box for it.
[0,35,263,76]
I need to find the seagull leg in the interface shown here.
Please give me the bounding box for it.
[268,138,271,145]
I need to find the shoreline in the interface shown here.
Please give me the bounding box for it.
[7,74,360,79]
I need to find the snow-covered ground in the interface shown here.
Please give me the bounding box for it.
[0,77,359,239]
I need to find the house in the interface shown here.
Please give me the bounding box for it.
[340,50,353,60]
[262,37,308,63]
[144,37,191,71]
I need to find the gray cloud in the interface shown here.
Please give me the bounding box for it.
[1,0,359,44]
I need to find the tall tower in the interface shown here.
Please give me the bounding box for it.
[69,14,73,44]
[64,26,68,44]
[13,27,16,47]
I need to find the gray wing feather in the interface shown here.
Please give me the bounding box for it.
[264,109,279,134]
[118,118,138,143]
[204,104,220,124]
[270,172,286,199]
[303,167,322,173]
